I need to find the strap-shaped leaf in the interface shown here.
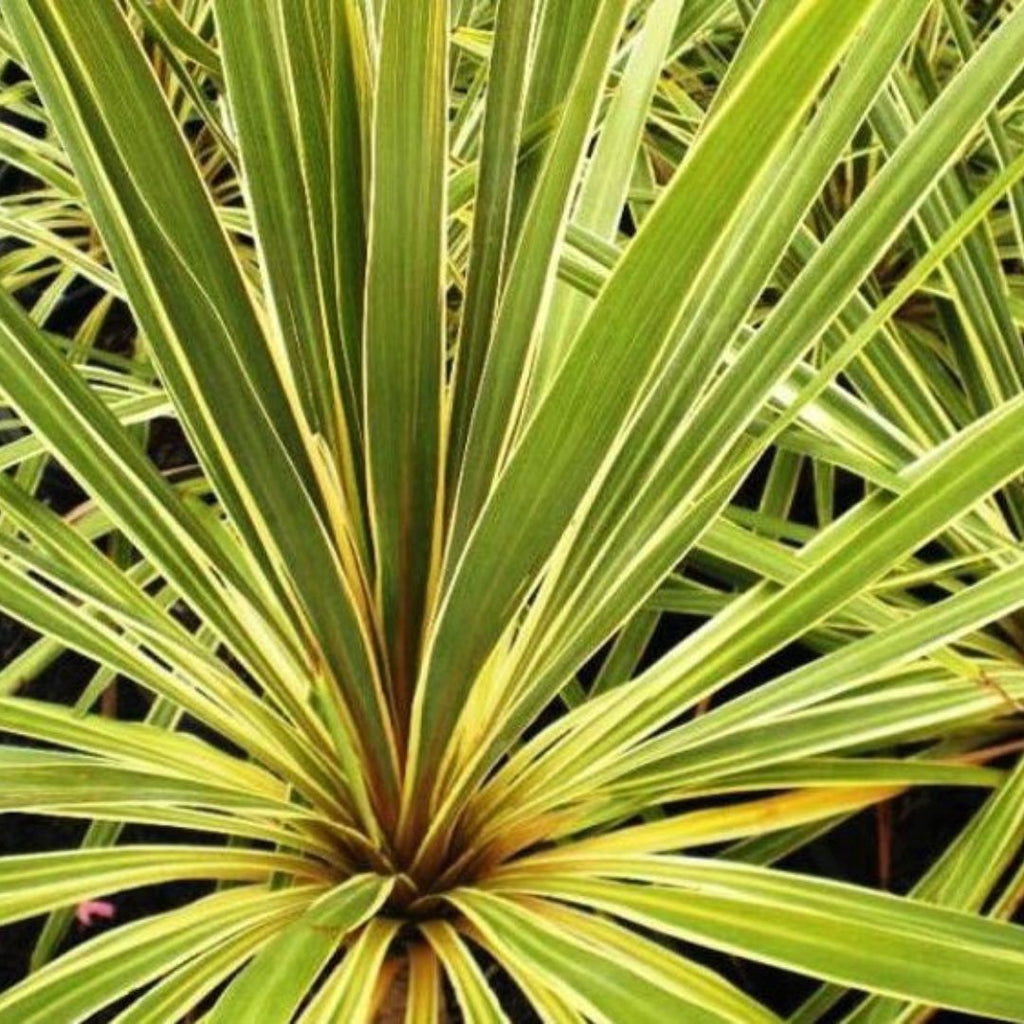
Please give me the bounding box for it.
[0,885,319,1023]
[652,555,1024,764]
[520,787,903,861]
[487,860,1024,1021]
[494,0,939,729]
[0,749,297,816]
[452,889,777,1023]
[506,0,606,248]
[209,874,394,1023]
[4,2,318,583]
[0,287,300,706]
[524,0,1024,706]
[0,696,284,798]
[110,918,282,1024]
[0,845,325,928]
[604,679,1024,815]
[447,0,539,489]
[0,469,318,740]
[363,0,448,717]
[297,917,401,1022]
[404,942,444,1024]
[835,754,1024,1022]
[420,920,510,1023]
[0,541,343,807]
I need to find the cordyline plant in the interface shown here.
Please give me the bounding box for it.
[1,0,1024,1019]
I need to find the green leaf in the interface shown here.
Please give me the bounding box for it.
[420,920,511,1023]
[297,918,401,1022]
[495,0,1020,754]
[447,0,539,489]
[0,845,325,928]
[110,917,281,1024]
[452,889,778,1023]
[488,859,1024,1021]
[0,287,301,708]
[209,874,394,1023]
[364,0,448,719]
[0,885,319,1023]
[0,696,285,799]
[834,754,1024,1022]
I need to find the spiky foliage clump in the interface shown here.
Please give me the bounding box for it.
[2,0,1024,1020]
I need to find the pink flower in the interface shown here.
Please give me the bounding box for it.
[75,899,116,929]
